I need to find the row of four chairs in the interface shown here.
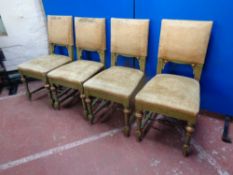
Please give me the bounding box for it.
[18,16,213,156]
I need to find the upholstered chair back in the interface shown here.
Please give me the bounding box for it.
[158,19,213,80]
[75,18,106,52]
[111,18,150,72]
[48,16,74,46]
[75,17,106,63]
[47,16,74,59]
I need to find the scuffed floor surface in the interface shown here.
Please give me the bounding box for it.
[0,82,232,175]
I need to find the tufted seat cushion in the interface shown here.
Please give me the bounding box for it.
[84,66,144,107]
[135,74,200,123]
[18,54,71,81]
[47,60,104,92]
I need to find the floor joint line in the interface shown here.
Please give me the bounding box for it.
[0,128,121,171]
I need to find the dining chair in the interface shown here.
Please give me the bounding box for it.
[84,18,149,136]
[135,19,213,156]
[18,15,74,103]
[47,17,106,118]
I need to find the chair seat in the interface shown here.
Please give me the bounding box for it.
[47,60,104,92]
[135,74,200,123]
[84,66,144,107]
[18,54,71,81]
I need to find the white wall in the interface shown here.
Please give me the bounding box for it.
[0,0,48,71]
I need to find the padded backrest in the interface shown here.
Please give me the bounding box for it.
[111,18,149,72]
[158,19,213,65]
[111,18,149,57]
[47,15,73,46]
[75,17,106,51]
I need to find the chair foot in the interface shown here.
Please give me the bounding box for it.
[123,127,130,137]
[135,111,143,142]
[136,130,143,142]
[21,76,31,100]
[53,101,60,109]
[51,85,60,109]
[183,124,194,157]
[26,91,32,101]
[123,108,131,137]
[80,93,88,120]
[44,84,54,106]
[183,145,191,157]
[86,97,94,124]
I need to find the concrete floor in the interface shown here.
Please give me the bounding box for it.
[0,82,232,175]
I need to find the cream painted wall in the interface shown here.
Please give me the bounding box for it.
[0,0,48,71]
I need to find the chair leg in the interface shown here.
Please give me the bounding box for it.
[21,75,31,100]
[80,93,88,120]
[85,97,94,124]
[123,108,131,137]
[135,111,143,142]
[50,85,60,109]
[44,83,54,106]
[183,123,194,157]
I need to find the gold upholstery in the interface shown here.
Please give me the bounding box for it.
[135,74,200,123]
[111,18,149,57]
[111,18,149,72]
[84,18,149,136]
[135,19,213,156]
[84,66,144,107]
[48,15,73,46]
[75,17,106,52]
[48,60,104,92]
[18,54,71,81]
[158,19,213,64]
[157,19,213,80]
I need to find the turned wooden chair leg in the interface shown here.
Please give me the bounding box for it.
[85,97,94,124]
[44,83,54,106]
[80,93,88,120]
[50,85,60,109]
[135,111,143,142]
[21,75,31,100]
[183,123,195,157]
[123,108,131,137]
